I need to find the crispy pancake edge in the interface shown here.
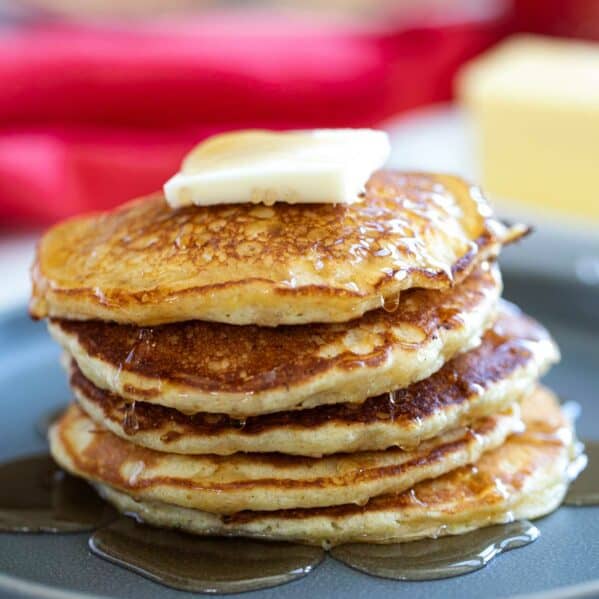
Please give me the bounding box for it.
[49,403,521,514]
[96,387,574,545]
[31,171,520,326]
[49,265,502,416]
[71,305,558,456]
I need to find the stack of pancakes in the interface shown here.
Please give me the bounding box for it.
[32,171,576,546]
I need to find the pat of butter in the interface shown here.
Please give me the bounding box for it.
[458,35,599,220]
[164,129,390,207]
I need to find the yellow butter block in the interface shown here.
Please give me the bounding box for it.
[457,34,599,221]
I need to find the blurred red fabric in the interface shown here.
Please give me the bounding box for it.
[513,0,599,40]
[0,15,505,226]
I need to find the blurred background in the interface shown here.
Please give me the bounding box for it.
[0,0,597,313]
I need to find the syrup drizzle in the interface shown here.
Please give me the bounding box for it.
[331,520,540,580]
[381,293,400,313]
[89,517,324,594]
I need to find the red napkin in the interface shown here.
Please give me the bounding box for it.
[0,14,505,226]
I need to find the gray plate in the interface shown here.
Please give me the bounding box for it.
[0,265,598,599]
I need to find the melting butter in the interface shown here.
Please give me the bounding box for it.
[164,129,390,208]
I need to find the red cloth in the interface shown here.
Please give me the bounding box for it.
[0,15,505,226]
[513,0,599,40]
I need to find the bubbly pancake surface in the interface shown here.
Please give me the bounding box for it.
[72,304,558,456]
[31,171,516,326]
[93,387,575,545]
[49,402,521,514]
[50,264,501,417]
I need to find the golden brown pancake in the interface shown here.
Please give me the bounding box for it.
[49,401,521,514]
[71,304,558,456]
[49,263,501,417]
[93,387,577,546]
[31,171,521,326]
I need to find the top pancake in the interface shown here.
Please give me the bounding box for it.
[31,171,517,326]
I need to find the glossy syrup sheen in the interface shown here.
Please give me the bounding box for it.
[564,441,599,506]
[331,520,540,580]
[1,412,596,591]
[1,449,591,591]
[0,454,116,532]
[0,450,556,592]
[89,517,325,594]
[31,171,511,327]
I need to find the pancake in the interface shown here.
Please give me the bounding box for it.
[49,402,521,514]
[31,171,522,326]
[93,387,576,546]
[71,304,558,456]
[49,263,501,417]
